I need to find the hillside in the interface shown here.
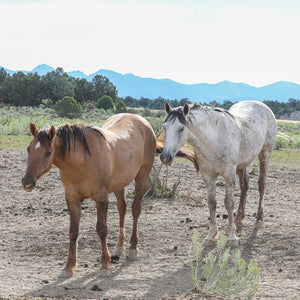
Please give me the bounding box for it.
[3,64,300,102]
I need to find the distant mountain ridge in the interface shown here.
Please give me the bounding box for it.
[2,64,300,103]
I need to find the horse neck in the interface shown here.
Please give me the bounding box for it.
[52,135,70,170]
[187,108,230,156]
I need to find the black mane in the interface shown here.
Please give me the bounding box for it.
[165,108,187,125]
[37,124,105,158]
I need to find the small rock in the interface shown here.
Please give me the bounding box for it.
[91,284,103,291]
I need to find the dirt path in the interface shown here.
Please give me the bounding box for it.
[0,149,299,299]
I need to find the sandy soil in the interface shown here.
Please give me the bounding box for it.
[0,149,299,299]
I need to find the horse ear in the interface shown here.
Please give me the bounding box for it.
[49,126,56,140]
[165,102,172,114]
[183,103,190,116]
[29,123,38,137]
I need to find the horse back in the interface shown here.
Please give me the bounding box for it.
[229,101,277,165]
[101,113,156,192]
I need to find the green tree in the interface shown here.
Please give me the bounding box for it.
[74,78,95,103]
[2,72,43,106]
[92,75,118,103]
[54,96,83,118]
[42,68,75,103]
[122,96,139,107]
[140,97,152,108]
[115,100,128,113]
[96,95,114,110]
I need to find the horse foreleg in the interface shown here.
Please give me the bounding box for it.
[59,196,81,278]
[235,168,249,224]
[202,173,219,247]
[256,150,271,228]
[113,189,127,257]
[224,176,239,247]
[96,194,112,277]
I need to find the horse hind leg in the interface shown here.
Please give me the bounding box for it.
[235,168,249,225]
[112,189,127,258]
[95,192,112,277]
[256,149,271,228]
[128,167,150,261]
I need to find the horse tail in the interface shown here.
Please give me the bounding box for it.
[156,137,200,175]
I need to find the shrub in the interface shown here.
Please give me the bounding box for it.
[54,96,82,118]
[96,95,114,110]
[115,100,128,113]
[188,230,260,299]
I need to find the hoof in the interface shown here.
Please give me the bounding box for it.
[58,269,73,279]
[227,239,239,248]
[113,246,125,257]
[255,219,265,229]
[127,249,138,261]
[99,269,112,277]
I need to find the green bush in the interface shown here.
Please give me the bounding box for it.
[115,100,128,113]
[188,230,260,299]
[54,96,83,118]
[96,95,114,110]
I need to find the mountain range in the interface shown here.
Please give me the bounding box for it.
[3,64,300,103]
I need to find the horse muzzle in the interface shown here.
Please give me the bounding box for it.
[22,176,36,192]
[160,152,173,166]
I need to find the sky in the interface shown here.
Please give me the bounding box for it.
[1,0,300,87]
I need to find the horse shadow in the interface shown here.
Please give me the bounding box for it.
[24,259,194,299]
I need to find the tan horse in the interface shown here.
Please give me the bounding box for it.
[22,113,157,277]
[22,113,198,278]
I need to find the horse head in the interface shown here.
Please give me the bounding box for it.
[22,123,56,192]
[160,102,190,166]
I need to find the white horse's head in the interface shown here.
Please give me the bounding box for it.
[160,102,190,166]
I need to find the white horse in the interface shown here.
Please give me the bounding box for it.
[160,101,277,246]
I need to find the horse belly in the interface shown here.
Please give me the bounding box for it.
[107,152,143,193]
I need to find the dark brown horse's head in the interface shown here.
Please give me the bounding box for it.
[22,123,56,192]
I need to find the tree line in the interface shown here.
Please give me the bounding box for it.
[0,67,299,118]
[0,67,118,106]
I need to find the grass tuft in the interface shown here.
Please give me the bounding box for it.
[188,230,260,300]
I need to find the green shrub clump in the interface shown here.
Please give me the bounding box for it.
[188,230,260,299]
[96,95,114,110]
[115,100,128,113]
[54,96,83,118]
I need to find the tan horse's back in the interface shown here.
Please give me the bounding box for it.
[101,113,156,192]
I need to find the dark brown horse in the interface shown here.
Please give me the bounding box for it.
[22,113,198,278]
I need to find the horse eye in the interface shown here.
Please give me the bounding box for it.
[45,151,52,157]
[179,127,184,132]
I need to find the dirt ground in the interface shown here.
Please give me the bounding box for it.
[0,149,299,299]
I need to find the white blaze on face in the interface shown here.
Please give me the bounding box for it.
[35,141,41,150]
